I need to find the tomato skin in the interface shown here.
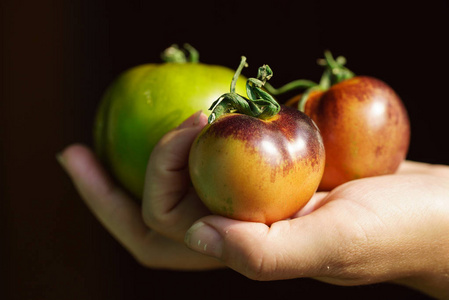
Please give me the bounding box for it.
[286,76,410,191]
[94,62,247,198]
[189,105,325,224]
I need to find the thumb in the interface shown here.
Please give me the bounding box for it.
[184,212,338,281]
[142,110,209,241]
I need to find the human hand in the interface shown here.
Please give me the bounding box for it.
[57,111,222,270]
[60,109,449,298]
[184,161,449,299]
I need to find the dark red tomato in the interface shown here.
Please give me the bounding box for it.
[287,76,410,191]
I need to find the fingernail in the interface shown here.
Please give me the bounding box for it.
[185,221,223,258]
[192,110,203,126]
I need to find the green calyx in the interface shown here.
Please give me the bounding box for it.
[317,50,355,87]
[208,56,281,124]
[265,50,355,112]
[161,43,199,63]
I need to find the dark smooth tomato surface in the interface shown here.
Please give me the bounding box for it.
[287,76,410,190]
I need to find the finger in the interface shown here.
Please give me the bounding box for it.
[397,160,449,178]
[58,144,150,258]
[396,160,430,174]
[299,160,449,219]
[184,210,343,281]
[143,111,211,242]
[130,229,225,270]
[59,144,224,270]
[293,191,329,217]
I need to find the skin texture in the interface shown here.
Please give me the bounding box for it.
[286,76,410,191]
[94,62,247,198]
[58,112,449,299]
[189,106,325,224]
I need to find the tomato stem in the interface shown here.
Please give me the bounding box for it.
[230,56,248,93]
[208,56,281,123]
[264,50,355,112]
[297,85,323,112]
[161,43,199,63]
[183,43,199,63]
[264,79,317,96]
[320,50,354,85]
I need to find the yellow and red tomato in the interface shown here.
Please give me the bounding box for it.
[189,105,325,224]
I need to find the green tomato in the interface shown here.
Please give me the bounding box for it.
[94,61,247,199]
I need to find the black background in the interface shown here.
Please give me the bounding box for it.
[2,0,448,299]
